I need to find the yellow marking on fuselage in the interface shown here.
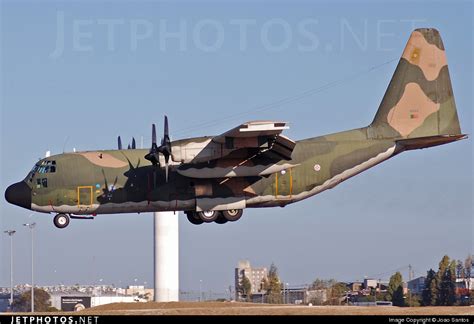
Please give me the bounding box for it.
[275,173,279,197]
[289,168,293,198]
[77,186,93,206]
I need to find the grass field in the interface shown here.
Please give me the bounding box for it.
[75,302,474,315]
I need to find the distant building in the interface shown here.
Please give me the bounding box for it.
[348,282,363,292]
[363,279,378,289]
[456,278,474,290]
[124,285,154,300]
[50,292,142,311]
[234,260,268,300]
[408,277,426,295]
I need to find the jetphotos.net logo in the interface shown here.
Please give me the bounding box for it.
[9,316,99,324]
[49,10,427,58]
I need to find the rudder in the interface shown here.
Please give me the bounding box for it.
[369,28,462,139]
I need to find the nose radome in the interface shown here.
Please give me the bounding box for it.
[5,181,32,210]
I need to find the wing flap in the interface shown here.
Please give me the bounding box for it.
[177,162,299,179]
[213,120,289,143]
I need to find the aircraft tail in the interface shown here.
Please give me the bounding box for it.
[368,28,463,141]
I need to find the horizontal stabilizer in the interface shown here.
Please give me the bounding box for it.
[395,134,467,152]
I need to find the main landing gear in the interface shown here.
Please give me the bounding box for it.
[53,213,70,229]
[185,209,243,225]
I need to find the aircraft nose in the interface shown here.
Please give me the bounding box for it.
[5,181,32,210]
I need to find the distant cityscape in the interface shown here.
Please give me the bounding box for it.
[1,256,472,312]
[235,258,474,306]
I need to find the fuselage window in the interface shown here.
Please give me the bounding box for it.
[36,178,48,188]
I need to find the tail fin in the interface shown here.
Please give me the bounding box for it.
[369,28,462,139]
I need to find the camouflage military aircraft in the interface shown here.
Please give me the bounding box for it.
[4,28,467,228]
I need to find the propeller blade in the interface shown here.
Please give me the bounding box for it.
[132,137,136,149]
[101,170,109,192]
[152,124,157,146]
[155,116,172,182]
[118,136,122,150]
[163,116,169,140]
[127,144,131,150]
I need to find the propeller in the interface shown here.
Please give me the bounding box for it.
[132,137,136,149]
[157,116,172,182]
[145,124,160,165]
[145,124,160,188]
[101,169,118,200]
[118,136,123,150]
[144,116,172,183]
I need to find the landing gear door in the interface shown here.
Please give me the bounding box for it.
[196,197,246,212]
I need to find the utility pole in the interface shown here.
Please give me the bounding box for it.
[23,223,36,313]
[408,265,413,306]
[4,230,16,310]
[199,280,202,302]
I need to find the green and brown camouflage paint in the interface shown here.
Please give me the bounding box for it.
[6,29,466,220]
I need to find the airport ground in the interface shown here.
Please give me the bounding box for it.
[70,302,474,315]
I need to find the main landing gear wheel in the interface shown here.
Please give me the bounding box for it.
[222,209,243,222]
[186,212,203,225]
[214,213,228,224]
[53,213,70,229]
[198,210,218,223]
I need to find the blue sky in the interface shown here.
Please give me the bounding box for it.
[1,0,472,294]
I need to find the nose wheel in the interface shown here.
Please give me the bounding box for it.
[53,213,70,229]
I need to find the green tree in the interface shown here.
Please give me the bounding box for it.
[263,263,282,304]
[311,278,329,290]
[446,260,457,306]
[387,272,405,306]
[437,256,457,306]
[456,260,465,279]
[437,255,450,305]
[327,282,347,305]
[12,288,53,312]
[465,255,472,290]
[422,269,438,306]
[240,275,252,302]
[406,294,421,307]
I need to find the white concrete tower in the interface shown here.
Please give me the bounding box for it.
[153,211,179,301]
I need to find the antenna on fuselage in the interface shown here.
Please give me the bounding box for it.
[118,136,123,150]
[62,136,70,153]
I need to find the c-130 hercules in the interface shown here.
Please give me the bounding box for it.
[5,29,467,228]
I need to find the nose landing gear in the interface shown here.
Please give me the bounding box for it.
[53,213,70,229]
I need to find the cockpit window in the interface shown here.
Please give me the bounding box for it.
[28,160,56,182]
[38,160,56,174]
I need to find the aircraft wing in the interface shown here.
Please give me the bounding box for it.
[173,120,297,178]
